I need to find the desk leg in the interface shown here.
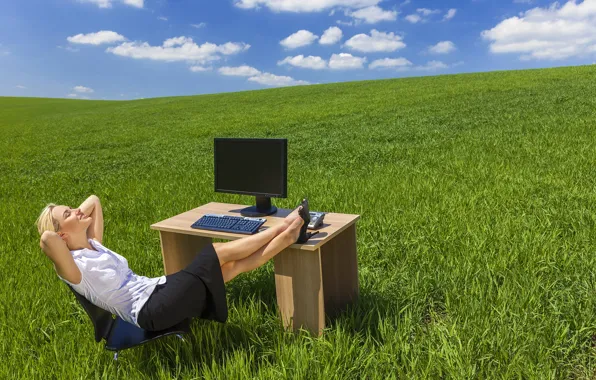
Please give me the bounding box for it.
[320,223,359,318]
[159,231,212,275]
[274,248,325,336]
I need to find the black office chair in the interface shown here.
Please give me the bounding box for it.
[67,285,191,360]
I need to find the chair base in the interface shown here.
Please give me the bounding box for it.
[105,318,191,351]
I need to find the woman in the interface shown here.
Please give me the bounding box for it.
[36,195,306,331]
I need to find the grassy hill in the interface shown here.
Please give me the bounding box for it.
[1,65,596,378]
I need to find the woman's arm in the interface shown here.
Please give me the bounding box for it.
[40,231,82,285]
[78,195,104,244]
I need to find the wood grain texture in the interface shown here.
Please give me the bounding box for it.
[151,202,360,251]
[320,223,359,318]
[159,231,212,275]
[274,247,325,336]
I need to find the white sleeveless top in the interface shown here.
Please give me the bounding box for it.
[58,238,166,327]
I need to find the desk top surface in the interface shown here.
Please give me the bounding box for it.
[151,202,360,251]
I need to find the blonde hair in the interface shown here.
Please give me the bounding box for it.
[36,203,60,236]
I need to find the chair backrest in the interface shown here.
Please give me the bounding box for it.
[67,285,114,342]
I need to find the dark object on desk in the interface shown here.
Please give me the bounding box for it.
[296,198,319,244]
[191,214,266,234]
[66,285,190,360]
[214,138,287,217]
[308,211,326,230]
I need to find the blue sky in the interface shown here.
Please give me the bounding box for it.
[1,0,595,100]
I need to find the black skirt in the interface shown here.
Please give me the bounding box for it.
[137,243,228,331]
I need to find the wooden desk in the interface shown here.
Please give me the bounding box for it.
[151,202,360,336]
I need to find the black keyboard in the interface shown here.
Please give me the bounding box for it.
[191,214,267,235]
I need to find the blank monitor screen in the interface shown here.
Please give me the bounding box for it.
[214,138,287,197]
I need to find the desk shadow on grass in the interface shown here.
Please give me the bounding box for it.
[323,284,398,340]
[324,281,448,343]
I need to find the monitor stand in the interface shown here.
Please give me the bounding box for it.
[240,196,278,217]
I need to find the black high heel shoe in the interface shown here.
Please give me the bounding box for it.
[296,198,319,244]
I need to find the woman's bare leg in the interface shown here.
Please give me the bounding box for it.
[213,225,283,266]
[221,216,303,283]
[213,206,303,266]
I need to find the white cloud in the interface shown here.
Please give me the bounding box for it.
[67,93,78,97]
[158,16,168,21]
[122,0,143,7]
[415,60,449,71]
[405,14,421,23]
[191,22,207,28]
[336,20,354,26]
[276,53,369,70]
[406,7,441,23]
[247,72,309,86]
[320,26,343,45]
[189,65,211,72]
[77,0,143,8]
[216,65,310,87]
[429,41,456,54]
[481,0,596,60]
[74,85,94,93]
[329,53,366,69]
[443,8,457,21]
[278,55,328,69]
[78,0,112,7]
[344,29,406,52]
[376,60,457,72]
[417,8,440,16]
[67,31,126,45]
[162,37,191,47]
[15,85,27,89]
[280,30,319,49]
[348,5,397,23]
[369,57,412,69]
[234,0,380,12]
[218,65,261,76]
[106,37,250,65]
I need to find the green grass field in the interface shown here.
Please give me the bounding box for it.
[2,65,596,379]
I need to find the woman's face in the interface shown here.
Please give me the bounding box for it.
[51,205,92,236]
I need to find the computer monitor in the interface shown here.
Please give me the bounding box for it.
[214,138,287,217]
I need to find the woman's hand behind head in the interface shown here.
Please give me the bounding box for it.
[40,230,67,254]
[40,230,82,285]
